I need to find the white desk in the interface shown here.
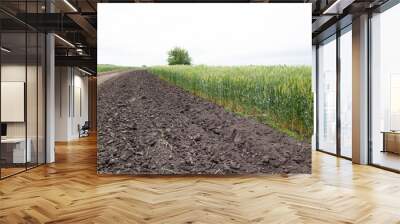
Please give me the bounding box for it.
[1,138,31,163]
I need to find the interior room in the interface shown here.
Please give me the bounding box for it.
[0,0,400,223]
[0,0,96,179]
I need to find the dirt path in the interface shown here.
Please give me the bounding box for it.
[97,70,136,86]
[97,70,311,175]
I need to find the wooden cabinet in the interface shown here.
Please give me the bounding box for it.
[382,132,400,154]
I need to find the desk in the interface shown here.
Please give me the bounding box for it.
[1,138,31,163]
[382,131,400,154]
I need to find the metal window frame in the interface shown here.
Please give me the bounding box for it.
[0,0,47,180]
[367,1,400,173]
[315,22,353,161]
[315,33,339,156]
[338,24,353,161]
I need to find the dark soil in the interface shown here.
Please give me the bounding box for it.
[97,70,311,175]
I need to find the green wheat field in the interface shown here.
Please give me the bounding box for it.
[149,65,313,141]
[97,64,138,73]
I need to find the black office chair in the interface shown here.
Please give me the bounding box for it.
[79,121,90,138]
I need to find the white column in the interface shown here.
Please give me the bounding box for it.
[352,14,369,164]
[55,67,74,141]
[46,32,55,163]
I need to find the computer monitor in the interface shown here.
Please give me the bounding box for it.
[1,123,7,137]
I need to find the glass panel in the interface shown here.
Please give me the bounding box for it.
[38,33,45,165]
[318,36,337,154]
[371,4,400,171]
[1,31,27,177]
[27,31,38,169]
[26,0,39,169]
[0,1,46,178]
[340,29,352,158]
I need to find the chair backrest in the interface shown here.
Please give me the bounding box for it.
[82,121,90,129]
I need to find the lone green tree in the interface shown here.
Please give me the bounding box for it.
[167,47,191,65]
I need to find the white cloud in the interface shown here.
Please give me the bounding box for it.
[98,3,311,66]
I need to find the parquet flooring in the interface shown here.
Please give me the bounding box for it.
[1,135,400,223]
[1,167,26,178]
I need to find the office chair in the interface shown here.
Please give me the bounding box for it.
[79,121,90,138]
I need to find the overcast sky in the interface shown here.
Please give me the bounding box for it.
[98,4,311,66]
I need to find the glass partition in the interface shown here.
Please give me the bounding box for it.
[371,3,400,171]
[26,0,38,170]
[317,36,337,154]
[1,31,28,177]
[0,2,46,179]
[27,31,38,169]
[339,28,352,158]
[38,32,45,165]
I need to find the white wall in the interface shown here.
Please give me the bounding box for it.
[55,67,89,141]
[1,65,26,138]
[75,71,89,138]
[70,72,89,139]
[1,63,46,164]
[55,66,70,141]
[1,65,38,138]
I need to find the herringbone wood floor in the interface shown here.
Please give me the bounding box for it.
[1,135,400,224]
